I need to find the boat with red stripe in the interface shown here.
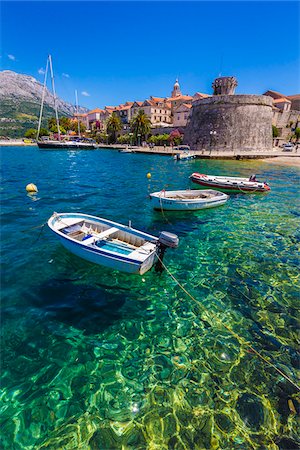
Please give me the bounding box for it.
[190,173,270,193]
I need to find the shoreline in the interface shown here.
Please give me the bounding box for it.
[1,140,299,167]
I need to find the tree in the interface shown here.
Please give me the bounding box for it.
[24,128,37,139]
[130,110,151,145]
[148,134,169,146]
[117,134,132,144]
[39,128,50,137]
[294,128,300,141]
[169,129,183,146]
[70,120,86,134]
[49,124,67,135]
[106,113,122,143]
[272,125,279,138]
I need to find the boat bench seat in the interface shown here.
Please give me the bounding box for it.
[95,227,119,239]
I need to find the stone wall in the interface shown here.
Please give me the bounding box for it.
[184,95,273,152]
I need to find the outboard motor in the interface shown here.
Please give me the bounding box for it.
[155,231,179,273]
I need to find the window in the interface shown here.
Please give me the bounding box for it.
[177,116,180,120]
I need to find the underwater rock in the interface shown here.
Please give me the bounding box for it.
[153,354,173,382]
[89,426,119,450]
[236,393,264,431]
[214,413,235,433]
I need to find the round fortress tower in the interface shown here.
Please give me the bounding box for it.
[184,76,273,152]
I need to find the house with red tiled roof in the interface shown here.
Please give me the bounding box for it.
[131,98,172,126]
[273,97,291,112]
[192,92,210,102]
[173,103,192,127]
[263,90,286,100]
[113,102,134,124]
[264,89,300,143]
[287,95,300,111]
[73,112,89,129]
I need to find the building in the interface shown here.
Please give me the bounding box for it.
[264,90,300,143]
[173,103,192,127]
[73,113,89,129]
[113,102,134,124]
[131,97,172,126]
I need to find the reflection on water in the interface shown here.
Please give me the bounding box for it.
[0,147,299,449]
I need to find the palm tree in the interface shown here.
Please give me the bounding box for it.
[130,110,151,145]
[106,113,122,143]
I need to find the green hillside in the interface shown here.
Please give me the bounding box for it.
[0,100,71,138]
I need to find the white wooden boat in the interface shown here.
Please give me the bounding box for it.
[150,189,228,210]
[190,173,271,193]
[48,212,178,275]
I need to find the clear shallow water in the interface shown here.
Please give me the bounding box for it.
[1,146,299,449]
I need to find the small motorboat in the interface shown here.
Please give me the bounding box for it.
[173,145,196,160]
[150,189,228,211]
[190,173,270,193]
[48,212,178,275]
[118,147,135,153]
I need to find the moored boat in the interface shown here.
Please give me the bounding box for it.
[37,137,97,150]
[48,212,178,275]
[190,173,270,193]
[150,189,228,210]
[173,146,196,160]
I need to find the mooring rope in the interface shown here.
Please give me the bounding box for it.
[159,191,172,225]
[157,255,300,392]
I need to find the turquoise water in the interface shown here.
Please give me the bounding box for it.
[1,146,299,449]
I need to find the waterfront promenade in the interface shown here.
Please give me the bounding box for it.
[98,144,300,163]
[1,140,299,165]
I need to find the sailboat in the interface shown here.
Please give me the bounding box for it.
[37,55,97,150]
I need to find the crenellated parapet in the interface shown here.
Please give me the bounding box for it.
[212,76,238,95]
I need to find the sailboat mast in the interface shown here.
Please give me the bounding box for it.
[75,89,81,138]
[37,57,49,141]
[48,54,61,141]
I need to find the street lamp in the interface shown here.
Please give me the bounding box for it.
[129,132,133,146]
[210,130,217,149]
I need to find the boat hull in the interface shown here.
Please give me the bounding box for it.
[48,213,159,275]
[150,190,228,210]
[58,235,156,274]
[190,173,270,193]
[38,141,96,150]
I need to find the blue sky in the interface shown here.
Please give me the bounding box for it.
[1,1,299,109]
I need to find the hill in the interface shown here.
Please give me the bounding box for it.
[0,71,87,137]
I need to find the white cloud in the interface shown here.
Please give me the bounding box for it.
[8,54,16,61]
[38,67,46,75]
[62,73,70,78]
[81,91,90,97]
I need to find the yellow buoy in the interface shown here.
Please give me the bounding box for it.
[26,183,38,193]
[147,173,151,179]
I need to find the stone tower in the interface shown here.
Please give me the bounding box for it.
[212,76,238,95]
[171,79,182,98]
[184,76,273,152]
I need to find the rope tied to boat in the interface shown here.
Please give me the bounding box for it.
[156,254,300,392]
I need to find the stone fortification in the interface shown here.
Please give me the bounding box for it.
[184,94,273,152]
[212,76,238,95]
